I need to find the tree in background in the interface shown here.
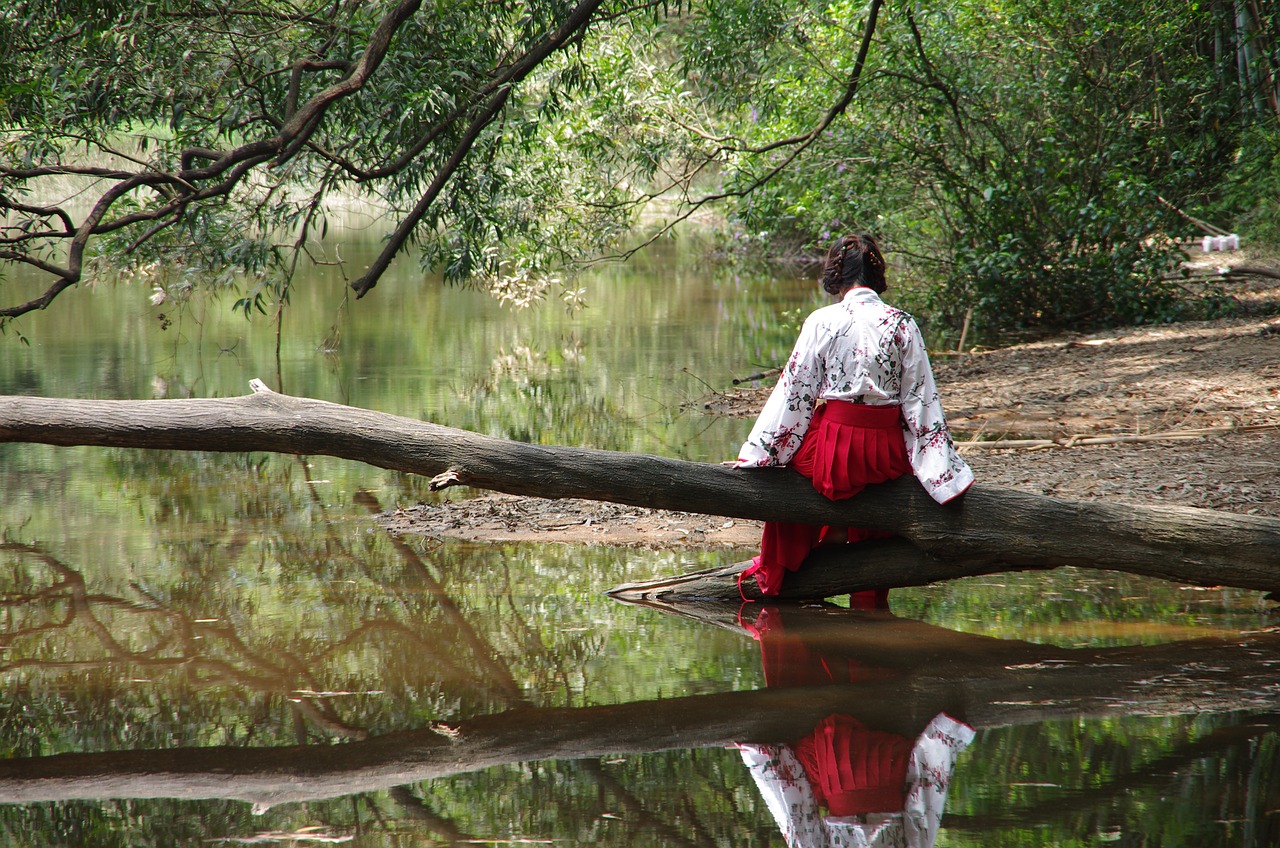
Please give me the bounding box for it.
[1213,1,1280,246]
[698,0,1279,339]
[1,0,1276,340]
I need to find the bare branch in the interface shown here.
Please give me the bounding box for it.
[0,164,139,180]
[616,0,884,260]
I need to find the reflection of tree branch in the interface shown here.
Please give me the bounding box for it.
[578,759,704,848]
[0,542,363,739]
[287,698,369,742]
[1,542,182,668]
[0,591,75,645]
[3,617,1278,808]
[0,686,862,807]
[315,619,489,689]
[388,785,477,845]
[3,532,528,738]
[496,557,598,707]
[945,715,1280,832]
[354,489,526,706]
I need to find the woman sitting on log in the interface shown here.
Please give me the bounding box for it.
[733,234,973,599]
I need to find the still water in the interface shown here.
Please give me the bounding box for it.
[1,227,1278,847]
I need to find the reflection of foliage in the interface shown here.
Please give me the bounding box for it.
[0,797,277,848]
[946,714,1280,846]
[0,539,522,747]
[894,567,1272,648]
[5,433,1279,844]
[2,460,659,753]
[402,752,770,848]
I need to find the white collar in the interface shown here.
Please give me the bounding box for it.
[841,286,882,304]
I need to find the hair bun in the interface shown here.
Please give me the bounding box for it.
[822,234,887,294]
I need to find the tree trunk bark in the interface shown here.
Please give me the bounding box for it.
[2,385,1278,596]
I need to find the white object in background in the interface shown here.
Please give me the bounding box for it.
[1202,234,1241,252]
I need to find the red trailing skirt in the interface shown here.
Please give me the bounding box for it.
[743,400,911,598]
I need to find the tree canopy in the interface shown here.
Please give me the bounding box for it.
[2,0,1277,339]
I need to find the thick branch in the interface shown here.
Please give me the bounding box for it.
[0,2,422,321]
[273,0,422,146]
[1,387,1278,594]
[0,194,76,235]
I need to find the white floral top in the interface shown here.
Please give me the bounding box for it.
[739,713,976,848]
[737,288,973,504]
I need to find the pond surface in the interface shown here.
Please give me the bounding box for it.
[2,227,1278,847]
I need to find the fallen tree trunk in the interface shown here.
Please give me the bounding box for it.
[1,384,1278,594]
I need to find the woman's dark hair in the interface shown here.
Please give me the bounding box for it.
[821,233,887,295]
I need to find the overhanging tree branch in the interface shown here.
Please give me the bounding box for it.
[349,86,513,298]
[343,0,615,183]
[348,0,611,297]
[0,0,622,321]
[0,0,423,321]
[615,0,884,259]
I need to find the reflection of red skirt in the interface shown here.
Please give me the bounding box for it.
[741,606,899,688]
[795,714,912,816]
[745,401,911,596]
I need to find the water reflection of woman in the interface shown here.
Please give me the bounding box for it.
[732,234,973,597]
[738,605,974,848]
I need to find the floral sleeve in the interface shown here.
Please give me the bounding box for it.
[894,319,974,503]
[738,316,825,467]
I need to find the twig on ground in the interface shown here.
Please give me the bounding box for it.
[957,422,1279,451]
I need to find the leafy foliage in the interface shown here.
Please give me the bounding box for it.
[0,1,673,326]
[1,0,1276,339]
[688,0,1277,338]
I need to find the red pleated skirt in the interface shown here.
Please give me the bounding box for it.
[744,400,911,597]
